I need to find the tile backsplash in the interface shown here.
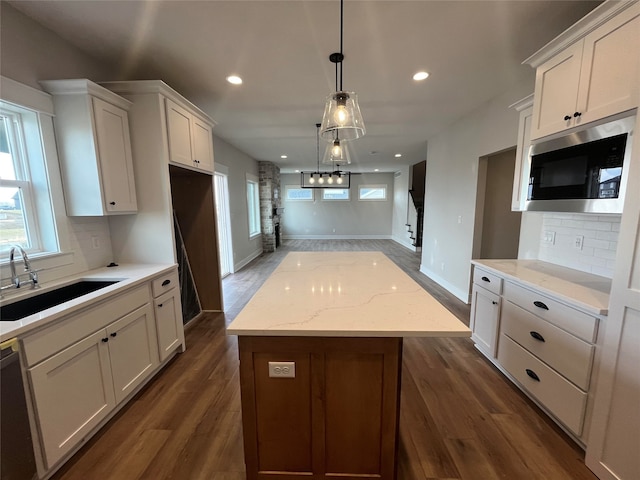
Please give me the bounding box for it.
[538,213,620,278]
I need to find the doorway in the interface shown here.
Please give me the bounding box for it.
[214,171,234,278]
[473,148,522,259]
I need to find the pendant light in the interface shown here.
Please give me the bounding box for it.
[320,0,365,142]
[322,135,351,165]
[301,124,351,189]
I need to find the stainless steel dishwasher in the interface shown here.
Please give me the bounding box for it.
[1,338,37,480]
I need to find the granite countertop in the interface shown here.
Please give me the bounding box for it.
[471,259,611,316]
[227,251,470,338]
[0,263,176,341]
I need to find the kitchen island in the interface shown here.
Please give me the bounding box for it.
[227,251,470,479]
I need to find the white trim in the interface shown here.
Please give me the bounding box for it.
[0,76,54,115]
[215,163,229,175]
[234,248,263,272]
[283,234,392,240]
[39,79,132,110]
[391,235,418,252]
[419,264,471,304]
[523,0,636,68]
[358,184,388,201]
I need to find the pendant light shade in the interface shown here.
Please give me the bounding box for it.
[320,0,365,142]
[320,91,365,141]
[322,137,351,165]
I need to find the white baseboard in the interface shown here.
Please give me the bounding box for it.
[391,235,417,252]
[282,234,393,240]
[419,265,471,304]
[234,248,263,272]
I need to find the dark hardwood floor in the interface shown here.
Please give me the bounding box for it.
[51,240,596,480]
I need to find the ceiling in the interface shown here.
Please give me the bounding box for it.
[9,0,601,173]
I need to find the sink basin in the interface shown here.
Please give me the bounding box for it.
[0,281,119,321]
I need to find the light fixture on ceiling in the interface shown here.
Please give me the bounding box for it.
[394,153,402,158]
[320,0,365,142]
[301,124,351,189]
[413,71,429,81]
[322,137,351,165]
[226,75,243,85]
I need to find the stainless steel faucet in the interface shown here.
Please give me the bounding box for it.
[9,245,38,289]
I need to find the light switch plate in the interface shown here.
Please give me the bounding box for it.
[268,361,295,378]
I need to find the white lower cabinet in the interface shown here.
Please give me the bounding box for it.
[22,267,185,475]
[470,285,501,358]
[106,304,158,404]
[469,263,602,445]
[28,330,116,468]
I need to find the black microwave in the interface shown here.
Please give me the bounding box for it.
[526,114,635,213]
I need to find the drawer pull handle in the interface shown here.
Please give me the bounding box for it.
[101,338,109,343]
[533,300,549,310]
[530,331,545,342]
[481,276,490,282]
[526,369,540,382]
[161,279,171,286]
[110,332,117,338]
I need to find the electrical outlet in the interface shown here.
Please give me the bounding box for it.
[268,361,295,378]
[574,235,584,250]
[91,235,100,249]
[543,231,556,245]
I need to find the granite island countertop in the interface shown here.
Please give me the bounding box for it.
[227,251,470,337]
[471,259,611,316]
[0,263,177,341]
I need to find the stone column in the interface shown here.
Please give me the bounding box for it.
[258,161,281,252]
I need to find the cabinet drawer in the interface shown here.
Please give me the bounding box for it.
[503,282,598,342]
[498,334,587,436]
[151,269,179,298]
[22,285,150,367]
[502,301,594,390]
[473,268,502,295]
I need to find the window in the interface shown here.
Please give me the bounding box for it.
[322,188,350,200]
[359,185,387,201]
[285,186,313,201]
[0,105,48,254]
[246,174,261,238]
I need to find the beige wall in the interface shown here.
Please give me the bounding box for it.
[420,77,535,302]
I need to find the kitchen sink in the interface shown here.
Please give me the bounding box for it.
[0,281,119,322]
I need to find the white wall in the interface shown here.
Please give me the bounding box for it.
[391,166,415,251]
[213,136,262,271]
[281,173,394,238]
[1,3,118,285]
[420,78,535,302]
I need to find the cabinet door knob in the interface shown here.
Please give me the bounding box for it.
[564,115,572,121]
[492,301,498,305]
[530,331,545,342]
[533,300,549,310]
[481,276,490,283]
[573,111,582,118]
[101,337,109,343]
[525,369,540,382]
[110,332,117,337]
[161,279,171,286]
[158,303,163,308]
[109,201,116,205]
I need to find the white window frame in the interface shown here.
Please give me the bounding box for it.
[246,173,261,239]
[285,186,314,202]
[322,188,350,201]
[358,184,387,201]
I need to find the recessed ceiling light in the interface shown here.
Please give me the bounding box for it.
[280,155,288,159]
[294,169,299,173]
[374,169,379,172]
[394,153,402,158]
[413,71,429,81]
[226,75,243,85]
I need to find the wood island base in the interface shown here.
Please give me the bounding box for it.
[238,336,403,479]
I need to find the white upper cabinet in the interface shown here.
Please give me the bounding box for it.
[166,98,214,172]
[509,95,533,211]
[40,79,137,215]
[526,1,640,140]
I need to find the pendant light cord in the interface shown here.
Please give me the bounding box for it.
[339,0,344,91]
[316,123,321,171]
